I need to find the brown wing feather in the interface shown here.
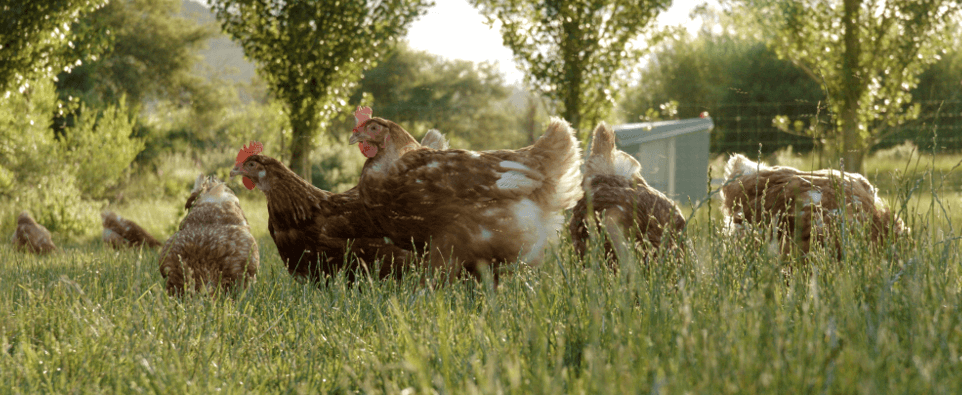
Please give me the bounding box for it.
[248,155,410,284]
[720,161,906,256]
[570,175,686,264]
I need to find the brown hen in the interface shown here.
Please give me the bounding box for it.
[102,211,163,249]
[349,112,583,283]
[569,122,686,266]
[719,154,907,257]
[11,211,57,254]
[230,146,411,284]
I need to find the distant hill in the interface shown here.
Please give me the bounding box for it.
[180,0,257,84]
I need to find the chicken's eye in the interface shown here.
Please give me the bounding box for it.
[246,162,254,169]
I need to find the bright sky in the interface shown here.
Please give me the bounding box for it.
[405,0,708,85]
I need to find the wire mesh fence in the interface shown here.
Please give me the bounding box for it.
[690,100,962,155]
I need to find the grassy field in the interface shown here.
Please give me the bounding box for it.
[2,152,962,393]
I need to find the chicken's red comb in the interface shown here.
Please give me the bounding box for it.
[354,106,373,129]
[235,141,264,167]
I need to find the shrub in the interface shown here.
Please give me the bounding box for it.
[58,98,145,199]
[0,79,141,239]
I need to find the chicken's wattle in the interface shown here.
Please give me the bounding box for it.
[359,141,378,158]
[243,176,255,190]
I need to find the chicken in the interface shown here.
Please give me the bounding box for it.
[101,211,163,249]
[348,107,583,283]
[419,129,449,150]
[569,122,687,266]
[719,153,907,257]
[229,142,411,284]
[159,175,258,296]
[11,211,57,254]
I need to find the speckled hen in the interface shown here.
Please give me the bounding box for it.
[349,107,583,283]
[159,175,258,295]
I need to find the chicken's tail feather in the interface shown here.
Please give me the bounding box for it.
[420,129,449,150]
[585,122,641,180]
[529,117,583,212]
[725,153,770,180]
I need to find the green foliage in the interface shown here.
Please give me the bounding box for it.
[620,15,826,154]
[55,0,216,112]
[0,0,108,94]
[310,134,367,193]
[470,0,671,135]
[0,84,60,197]
[58,98,144,199]
[349,44,526,150]
[8,169,104,238]
[0,78,145,239]
[727,0,962,172]
[0,80,100,238]
[121,95,292,205]
[915,45,962,102]
[209,0,433,178]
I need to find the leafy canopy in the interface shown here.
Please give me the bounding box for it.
[0,79,143,237]
[621,8,826,154]
[56,0,215,110]
[727,0,962,172]
[470,0,670,134]
[209,0,433,177]
[0,0,108,94]
[351,44,525,150]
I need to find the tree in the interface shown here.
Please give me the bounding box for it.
[620,23,826,155]
[727,0,962,173]
[210,0,433,179]
[469,0,671,135]
[349,43,525,150]
[0,0,108,94]
[56,0,214,110]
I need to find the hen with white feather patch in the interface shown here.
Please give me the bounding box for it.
[350,110,583,283]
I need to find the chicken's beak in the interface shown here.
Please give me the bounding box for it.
[349,133,360,145]
[229,166,243,178]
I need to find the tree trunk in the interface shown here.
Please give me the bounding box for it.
[840,0,864,173]
[526,95,538,144]
[288,105,315,181]
[563,75,582,138]
[561,14,583,138]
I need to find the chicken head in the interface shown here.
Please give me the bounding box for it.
[230,155,271,192]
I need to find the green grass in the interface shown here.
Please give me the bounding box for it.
[2,154,962,393]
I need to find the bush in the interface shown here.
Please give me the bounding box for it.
[7,170,103,237]
[58,98,145,198]
[0,79,143,239]
[311,133,366,193]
